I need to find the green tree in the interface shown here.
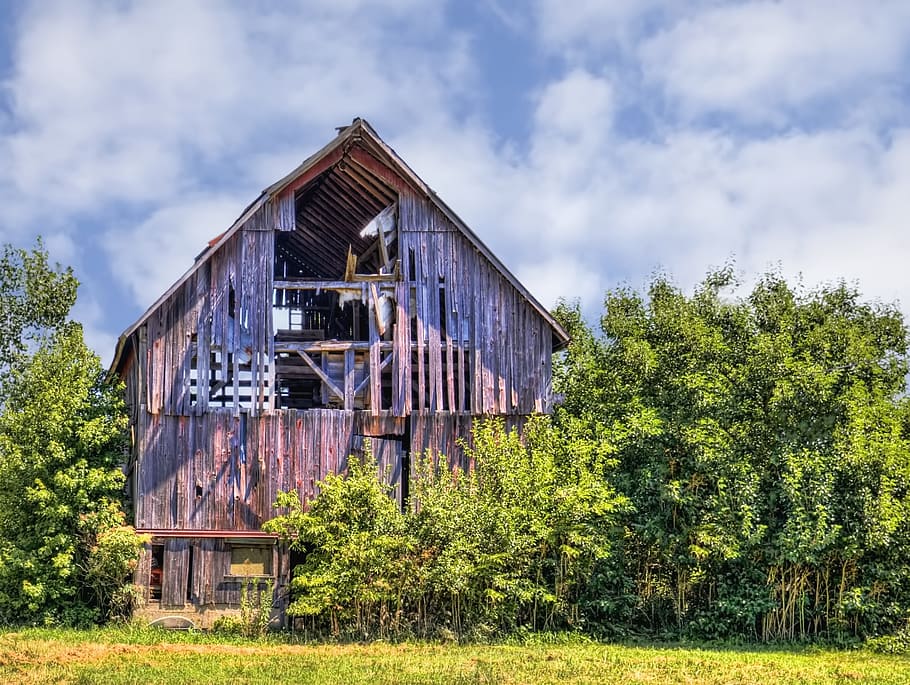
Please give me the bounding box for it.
[0,241,140,626]
[412,418,628,636]
[266,420,629,640]
[0,241,77,397]
[555,269,910,640]
[0,322,138,625]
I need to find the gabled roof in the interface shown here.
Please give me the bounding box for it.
[111,118,569,373]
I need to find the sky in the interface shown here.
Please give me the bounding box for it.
[2,0,910,364]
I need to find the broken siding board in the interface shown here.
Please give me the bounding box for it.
[175,416,189,527]
[368,298,382,415]
[202,416,215,530]
[534,316,545,413]
[544,318,553,413]
[414,234,427,411]
[493,271,505,414]
[135,546,152,603]
[191,439,205,530]
[507,285,517,410]
[212,415,226,530]
[195,263,211,415]
[516,301,529,414]
[468,246,481,415]
[278,192,296,231]
[392,281,411,416]
[454,235,467,413]
[143,414,160,528]
[242,233,258,417]
[270,412,283,517]
[148,311,160,414]
[264,233,275,412]
[426,233,443,411]
[344,349,355,411]
[481,262,495,414]
[289,411,299,505]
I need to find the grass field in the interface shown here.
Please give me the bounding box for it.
[1,628,909,684]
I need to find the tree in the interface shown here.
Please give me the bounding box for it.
[264,449,413,639]
[0,322,139,625]
[0,241,77,398]
[0,241,140,626]
[554,268,910,640]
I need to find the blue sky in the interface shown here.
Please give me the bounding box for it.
[2,0,910,363]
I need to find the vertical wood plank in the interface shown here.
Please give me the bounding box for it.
[392,281,411,416]
[344,349,355,411]
[368,293,381,415]
[417,234,428,411]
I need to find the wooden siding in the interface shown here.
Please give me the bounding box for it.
[133,195,552,425]
[399,194,553,416]
[135,406,535,530]
[136,409,355,530]
[143,221,275,418]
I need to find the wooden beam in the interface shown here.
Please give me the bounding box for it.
[293,350,344,401]
[355,351,392,396]
[276,146,344,198]
[274,279,398,292]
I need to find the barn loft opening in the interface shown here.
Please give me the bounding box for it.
[274,159,399,280]
[272,156,401,410]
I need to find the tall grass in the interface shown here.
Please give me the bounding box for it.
[1,627,908,685]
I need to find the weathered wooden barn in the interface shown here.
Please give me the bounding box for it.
[110,118,569,624]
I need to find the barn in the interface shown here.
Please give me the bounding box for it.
[109,118,569,625]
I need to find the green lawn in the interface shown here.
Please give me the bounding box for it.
[1,628,908,684]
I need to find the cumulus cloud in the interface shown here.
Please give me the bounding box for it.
[391,62,910,321]
[639,1,910,125]
[103,193,247,306]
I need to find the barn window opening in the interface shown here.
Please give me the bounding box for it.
[149,544,164,601]
[229,545,273,577]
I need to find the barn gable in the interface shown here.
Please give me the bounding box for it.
[111,118,569,623]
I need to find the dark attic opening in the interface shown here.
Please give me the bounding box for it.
[273,155,401,410]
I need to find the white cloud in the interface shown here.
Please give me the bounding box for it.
[640,1,910,124]
[531,69,614,166]
[0,0,473,321]
[534,0,688,57]
[71,294,118,368]
[391,59,910,320]
[103,194,248,308]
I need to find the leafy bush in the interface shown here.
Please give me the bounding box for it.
[240,578,275,638]
[266,421,629,640]
[554,268,910,641]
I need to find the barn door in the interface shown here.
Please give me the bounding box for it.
[161,538,190,609]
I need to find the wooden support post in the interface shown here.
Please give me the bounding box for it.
[369,294,382,416]
[344,349,355,410]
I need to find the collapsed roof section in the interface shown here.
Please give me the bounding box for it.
[111,118,569,376]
